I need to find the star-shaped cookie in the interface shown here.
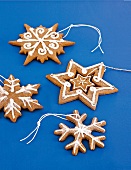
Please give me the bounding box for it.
[9,23,75,65]
[46,60,118,110]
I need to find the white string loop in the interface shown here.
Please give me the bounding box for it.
[58,23,104,54]
[105,65,131,72]
[20,113,74,144]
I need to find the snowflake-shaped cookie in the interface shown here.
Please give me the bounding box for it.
[46,59,118,110]
[54,110,106,156]
[0,75,43,122]
[9,23,75,65]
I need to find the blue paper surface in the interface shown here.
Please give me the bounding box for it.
[0,0,131,170]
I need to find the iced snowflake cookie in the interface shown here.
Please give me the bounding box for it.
[54,110,106,156]
[0,75,43,122]
[9,23,75,65]
[46,59,118,110]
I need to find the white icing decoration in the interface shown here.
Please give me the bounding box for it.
[0,96,7,102]
[93,76,114,88]
[17,26,65,56]
[76,89,82,94]
[90,86,95,92]
[24,32,32,39]
[71,60,104,73]
[78,92,96,106]
[93,76,100,82]
[4,75,19,92]
[16,84,38,94]
[50,60,74,85]
[70,74,94,92]
[82,68,87,74]
[97,63,103,80]
[5,98,21,119]
[68,72,74,77]
[0,86,9,95]
[19,97,40,107]
[51,60,104,86]
[65,81,71,87]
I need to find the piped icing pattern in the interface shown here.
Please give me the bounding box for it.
[46,59,118,110]
[9,23,75,65]
[0,75,42,122]
[70,74,94,92]
[54,110,106,156]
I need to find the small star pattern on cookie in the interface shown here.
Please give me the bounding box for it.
[54,110,106,156]
[70,74,94,92]
[46,59,118,110]
[9,23,75,65]
[0,75,43,122]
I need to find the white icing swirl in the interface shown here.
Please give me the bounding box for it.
[23,43,32,49]
[35,28,45,36]
[49,41,59,49]
[38,48,46,55]
[50,32,59,39]
[24,32,32,39]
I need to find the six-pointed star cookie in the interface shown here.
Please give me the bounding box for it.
[0,75,43,122]
[9,23,75,65]
[46,59,118,110]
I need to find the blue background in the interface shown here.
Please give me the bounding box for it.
[0,0,131,170]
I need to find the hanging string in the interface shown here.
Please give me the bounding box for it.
[105,65,131,72]
[20,113,75,144]
[0,75,6,84]
[58,24,104,54]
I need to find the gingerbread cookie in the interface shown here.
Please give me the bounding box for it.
[46,59,118,110]
[54,110,106,156]
[9,23,75,65]
[0,75,43,122]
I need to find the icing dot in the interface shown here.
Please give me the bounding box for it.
[29,51,33,56]
[90,87,95,92]
[76,89,82,94]
[93,76,100,82]
[82,68,87,74]
[68,72,74,77]
[62,95,66,99]
[91,103,96,106]
[29,28,34,32]
[65,82,71,87]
